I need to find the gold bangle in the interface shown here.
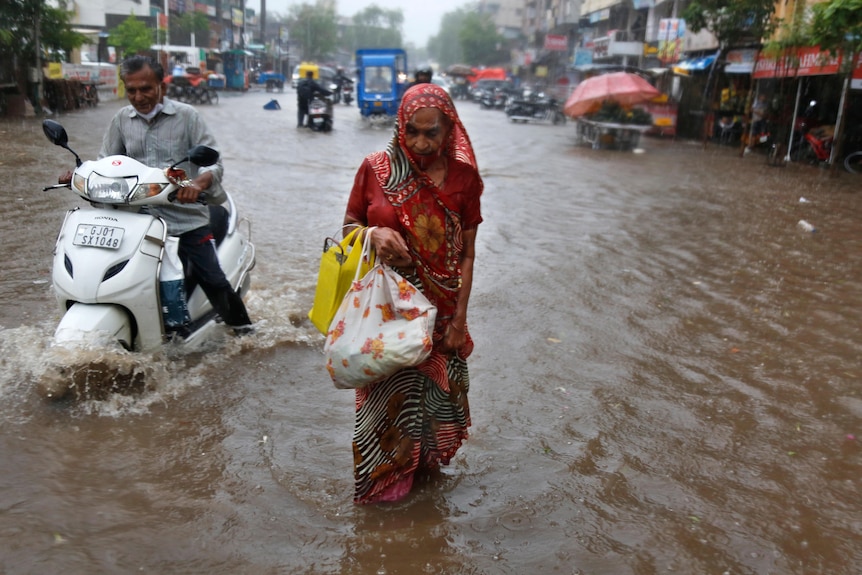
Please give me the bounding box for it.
[449,323,465,332]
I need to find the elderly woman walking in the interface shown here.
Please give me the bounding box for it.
[342,83,484,504]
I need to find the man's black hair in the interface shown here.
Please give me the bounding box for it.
[121,55,165,82]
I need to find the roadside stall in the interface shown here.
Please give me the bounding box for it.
[574,117,653,150]
[565,72,661,150]
[222,49,252,91]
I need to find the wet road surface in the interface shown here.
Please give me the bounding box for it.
[0,86,860,574]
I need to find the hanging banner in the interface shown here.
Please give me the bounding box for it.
[753,46,840,79]
[232,7,244,27]
[544,34,568,51]
[657,19,685,65]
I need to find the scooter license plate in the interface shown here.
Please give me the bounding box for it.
[72,224,124,249]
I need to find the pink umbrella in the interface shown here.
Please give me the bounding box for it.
[564,72,661,118]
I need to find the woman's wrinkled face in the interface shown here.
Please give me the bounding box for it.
[123,65,164,116]
[404,108,451,162]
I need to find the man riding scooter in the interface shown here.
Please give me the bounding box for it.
[296,70,332,128]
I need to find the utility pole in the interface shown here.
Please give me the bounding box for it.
[33,0,42,113]
[260,0,267,48]
[240,0,246,49]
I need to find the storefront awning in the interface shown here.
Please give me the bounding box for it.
[672,54,717,76]
[724,49,757,75]
[725,62,754,74]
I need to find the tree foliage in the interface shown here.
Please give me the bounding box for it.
[806,0,862,171]
[343,5,403,50]
[683,0,778,48]
[173,12,210,37]
[288,2,338,61]
[807,0,862,65]
[0,0,86,65]
[459,12,506,66]
[428,10,467,67]
[109,15,154,59]
[429,8,505,67]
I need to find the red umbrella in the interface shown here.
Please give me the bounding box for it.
[564,72,661,118]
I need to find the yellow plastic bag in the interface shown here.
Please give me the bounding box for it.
[308,226,376,334]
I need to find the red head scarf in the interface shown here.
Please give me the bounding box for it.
[396,83,479,176]
[370,83,482,193]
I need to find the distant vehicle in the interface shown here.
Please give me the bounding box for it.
[431,76,450,95]
[470,79,513,102]
[257,71,285,92]
[292,63,337,91]
[355,48,407,123]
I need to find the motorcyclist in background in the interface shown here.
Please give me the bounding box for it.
[296,70,332,128]
[333,67,351,103]
[408,67,433,88]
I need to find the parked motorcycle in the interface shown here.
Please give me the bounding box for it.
[505,91,566,125]
[308,94,334,132]
[479,87,510,110]
[39,120,256,397]
[793,124,834,165]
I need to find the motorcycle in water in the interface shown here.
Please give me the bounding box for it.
[308,94,334,132]
[39,120,256,398]
[505,91,566,125]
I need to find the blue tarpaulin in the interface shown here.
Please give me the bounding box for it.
[673,54,718,75]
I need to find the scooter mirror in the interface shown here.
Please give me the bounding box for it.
[43,119,82,167]
[188,145,219,167]
[43,119,68,147]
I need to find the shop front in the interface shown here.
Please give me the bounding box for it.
[751,46,862,160]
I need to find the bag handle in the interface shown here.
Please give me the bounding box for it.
[352,226,377,283]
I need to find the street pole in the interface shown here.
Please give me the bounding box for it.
[33,1,42,113]
[163,0,170,66]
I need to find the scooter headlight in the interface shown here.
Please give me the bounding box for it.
[128,182,169,201]
[71,173,87,194]
[86,174,138,203]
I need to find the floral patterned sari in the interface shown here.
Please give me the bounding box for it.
[350,84,483,503]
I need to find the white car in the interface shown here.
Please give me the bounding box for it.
[431,76,451,95]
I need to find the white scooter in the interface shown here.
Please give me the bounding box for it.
[41,119,255,357]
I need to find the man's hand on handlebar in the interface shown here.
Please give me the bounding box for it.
[175,181,204,203]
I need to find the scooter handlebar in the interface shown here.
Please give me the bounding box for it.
[43,183,72,192]
[167,190,208,205]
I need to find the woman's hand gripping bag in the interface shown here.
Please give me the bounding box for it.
[324,262,437,390]
[308,226,376,334]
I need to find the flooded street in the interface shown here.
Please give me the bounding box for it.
[0,87,860,574]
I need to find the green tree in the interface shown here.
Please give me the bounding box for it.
[173,11,210,46]
[683,0,778,50]
[288,3,337,61]
[0,0,86,65]
[345,4,403,50]
[428,9,468,67]
[806,0,862,171]
[109,15,155,59]
[683,0,779,142]
[460,12,506,66]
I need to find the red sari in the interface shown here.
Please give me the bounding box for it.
[345,84,483,503]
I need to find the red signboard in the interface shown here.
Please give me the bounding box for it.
[753,46,841,79]
[544,35,568,52]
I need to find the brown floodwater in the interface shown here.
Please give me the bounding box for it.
[0,87,859,574]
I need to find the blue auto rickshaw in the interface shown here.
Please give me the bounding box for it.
[355,48,407,121]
